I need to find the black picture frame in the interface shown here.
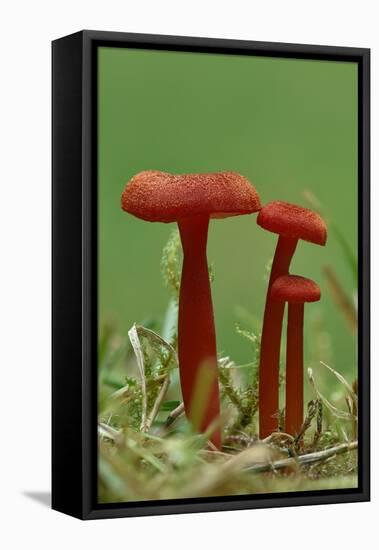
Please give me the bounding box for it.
[52,30,370,520]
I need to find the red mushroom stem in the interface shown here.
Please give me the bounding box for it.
[178,214,221,449]
[285,302,304,435]
[259,236,297,438]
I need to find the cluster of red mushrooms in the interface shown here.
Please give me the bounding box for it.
[121,170,327,449]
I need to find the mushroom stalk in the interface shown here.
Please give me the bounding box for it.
[178,215,221,448]
[285,303,304,436]
[122,170,261,449]
[259,235,297,438]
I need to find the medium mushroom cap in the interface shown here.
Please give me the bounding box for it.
[121,170,261,223]
[271,275,321,303]
[257,201,327,245]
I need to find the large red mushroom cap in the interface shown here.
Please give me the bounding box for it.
[257,201,327,245]
[121,170,261,223]
[271,275,321,303]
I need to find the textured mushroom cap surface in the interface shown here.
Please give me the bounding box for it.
[121,170,261,223]
[257,201,327,245]
[271,275,321,303]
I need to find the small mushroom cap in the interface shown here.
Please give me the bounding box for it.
[271,275,321,303]
[257,201,327,245]
[121,170,261,223]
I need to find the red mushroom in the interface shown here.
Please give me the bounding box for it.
[257,201,327,438]
[121,170,261,448]
[271,275,321,436]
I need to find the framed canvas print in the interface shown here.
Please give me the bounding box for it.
[52,30,370,520]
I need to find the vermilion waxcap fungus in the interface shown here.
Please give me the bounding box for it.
[257,201,327,246]
[271,275,321,436]
[122,171,260,222]
[256,201,327,438]
[122,170,261,448]
[271,275,321,303]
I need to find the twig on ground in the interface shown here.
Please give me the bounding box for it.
[245,441,357,474]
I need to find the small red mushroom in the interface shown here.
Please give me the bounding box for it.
[121,170,261,448]
[257,201,327,438]
[271,275,321,436]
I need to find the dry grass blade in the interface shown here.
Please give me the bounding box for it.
[323,265,357,334]
[164,402,185,428]
[136,324,178,365]
[145,375,170,432]
[129,324,177,432]
[320,361,357,408]
[128,323,147,430]
[98,423,124,446]
[308,368,352,420]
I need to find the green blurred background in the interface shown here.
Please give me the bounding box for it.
[98,47,357,396]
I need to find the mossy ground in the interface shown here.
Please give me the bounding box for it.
[98,230,358,504]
